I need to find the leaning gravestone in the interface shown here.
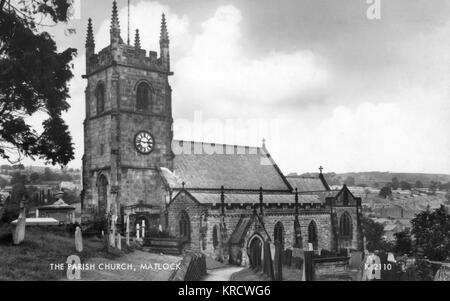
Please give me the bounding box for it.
[75,226,83,252]
[13,200,26,245]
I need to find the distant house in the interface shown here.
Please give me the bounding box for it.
[60,181,79,191]
[383,224,402,241]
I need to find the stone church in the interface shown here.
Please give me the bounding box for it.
[81,1,363,265]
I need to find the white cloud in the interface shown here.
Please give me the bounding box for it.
[173,5,328,117]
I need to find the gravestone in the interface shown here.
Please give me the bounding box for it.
[13,200,26,245]
[116,233,122,250]
[350,251,363,270]
[303,251,314,281]
[125,214,130,246]
[361,254,381,281]
[109,214,117,247]
[75,226,83,252]
[141,220,145,238]
[292,247,304,269]
[274,242,283,281]
[136,224,140,239]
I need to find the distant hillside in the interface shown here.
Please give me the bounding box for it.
[294,172,450,187]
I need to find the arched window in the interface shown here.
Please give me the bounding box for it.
[136,82,151,111]
[308,220,318,250]
[96,83,105,114]
[339,212,353,238]
[212,225,219,249]
[274,221,284,247]
[179,210,190,241]
[97,175,108,215]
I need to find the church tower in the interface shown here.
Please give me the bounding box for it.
[82,1,174,229]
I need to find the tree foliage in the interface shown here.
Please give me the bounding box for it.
[394,229,413,255]
[411,205,450,261]
[391,177,400,190]
[379,186,392,199]
[361,217,386,252]
[0,0,76,165]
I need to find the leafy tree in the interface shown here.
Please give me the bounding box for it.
[344,176,355,186]
[12,164,24,170]
[379,186,392,199]
[0,164,11,170]
[415,180,423,189]
[9,171,28,186]
[0,0,76,165]
[361,217,386,252]
[1,180,27,222]
[394,229,413,255]
[400,181,412,191]
[29,172,40,184]
[0,176,7,188]
[411,205,450,261]
[429,181,438,194]
[391,177,400,190]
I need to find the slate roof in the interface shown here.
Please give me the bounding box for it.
[187,191,332,205]
[286,176,329,192]
[163,140,292,191]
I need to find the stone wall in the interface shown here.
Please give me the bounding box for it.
[83,41,173,220]
[168,252,207,281]
[167,192,204,252]
[334,207,360,250]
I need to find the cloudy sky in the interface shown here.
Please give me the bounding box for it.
[4,0,450,174]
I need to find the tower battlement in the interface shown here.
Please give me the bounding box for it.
[85,1,171,77]
[86,43,170,77]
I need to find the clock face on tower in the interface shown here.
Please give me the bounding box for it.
[134,131,154,154]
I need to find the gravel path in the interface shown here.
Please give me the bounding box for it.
[202,266,245,281]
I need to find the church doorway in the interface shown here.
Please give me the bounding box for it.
[248,235,263,270]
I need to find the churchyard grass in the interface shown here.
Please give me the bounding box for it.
[0,224,120,281]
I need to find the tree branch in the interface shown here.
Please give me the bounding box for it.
[0,0,7,12]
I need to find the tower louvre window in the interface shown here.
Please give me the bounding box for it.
[96,83,105,114]
[136,82,151,111]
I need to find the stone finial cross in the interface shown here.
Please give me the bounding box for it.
[319,166,324,174]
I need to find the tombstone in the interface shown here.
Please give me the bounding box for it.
[75,226,83,252]
[13,200,26,245]
[101,230,105,237]
[116,233,122,251]
[303,250,314,281]
[125,214,130,246]
[361,254,381,281]
[307,243,313,251]
[136,224,140,239]
[349,251,363,270]
[141,220,145,238]
[273,242,283,280]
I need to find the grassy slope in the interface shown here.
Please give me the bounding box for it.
[0,225,114,281]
